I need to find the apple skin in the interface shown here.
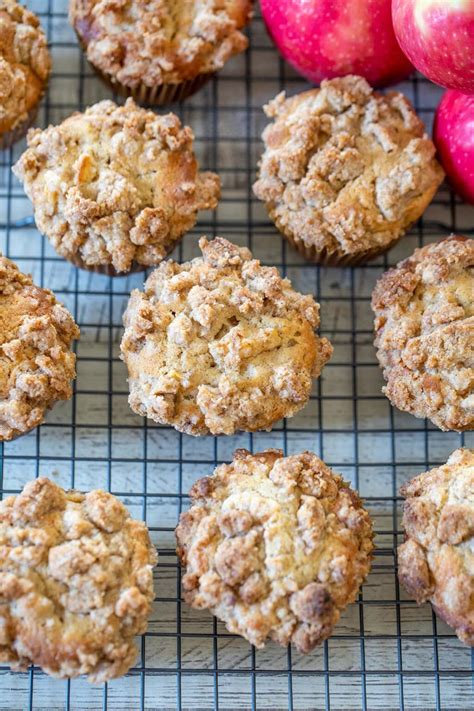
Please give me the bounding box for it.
[392,0,474,93]
[260,0,413,88]
[433,90,474,204]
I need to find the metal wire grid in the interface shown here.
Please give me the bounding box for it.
[1,2,474,709]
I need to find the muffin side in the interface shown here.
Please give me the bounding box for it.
[0,0,51,148]
[0,477,158,681]
[121,236,333,436]
[0,255,79,441]
[253,75,444,266]
[70,0,252,103]
[176,448,374,652]
[398,448,474,646]
[371,235,473,431]
[13,99,221,274]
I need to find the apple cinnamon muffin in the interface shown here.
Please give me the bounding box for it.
[372,236,473,431]
[13,99,220,275]
[176,449,374,652]
[0,477,158,681]
[121,237,333,436]
[253,75,444,266]
[398,448,474,646]
[70,0,253,104]
[0,0,51,149]
[0,255,79,441]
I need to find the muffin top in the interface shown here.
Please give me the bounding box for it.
[0,477,157,681]
[398,448,474,646]
[253,75,444,258]
[70,0,252,88]
[372,236,473,431]
[13,99,220,273]
[0,256,79,441]
[176,449,374,652]
[121,237,333,436]
[0,0,51,134]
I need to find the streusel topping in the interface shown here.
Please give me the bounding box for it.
[253,76,444,257]
[121,237,333,436]
[398,448,474,646]
[176,449,374,652]
[0,256,79,441]
[372,236,473,431]
[0,478,157,681]
[13,99,220,272]
[70,0,252,88]
[0,0,51,134]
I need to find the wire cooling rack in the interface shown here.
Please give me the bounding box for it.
[1,2,473,709]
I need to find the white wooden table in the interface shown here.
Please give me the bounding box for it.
[0,2,473,709]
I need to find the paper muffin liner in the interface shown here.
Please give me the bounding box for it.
[133,74,211,105]
[96,68,213,105]
[75,34,213,105]
[67,253,148,277]
[270,210,404,268]
[0,105,40,151]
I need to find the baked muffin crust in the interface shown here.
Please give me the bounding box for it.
[0,255,79,441]
[70,0,252,88]
[372,236,473,431]
[176,449,374,652]
[0,477,158,681]
[0,0,51,139]
[121,237,333,436]
[398,448,474,646]
[13,99,220,273]
[253,76,444,263]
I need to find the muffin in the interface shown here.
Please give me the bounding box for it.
[121,236,333,436]
[176,448,374,652]
[0,477,158,681]
[398,448,474,646]
[0,0,51,149]
[70,0,252,105]
[253,75,444,266]
[0,255,79,441]
[13,99,220,275]
[372,236,473,431]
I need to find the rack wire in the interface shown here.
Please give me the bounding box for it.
[1,2,473,709]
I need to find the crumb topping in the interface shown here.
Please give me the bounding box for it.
[121,237,333,435]
[372,236,474,431]
[0,477,158,681]
[0,256,79,441]
[176,449,374,652]
[253,76,444,257]
[13,99,220,273]
[70,0,252,87]
[398,448,474,646]
[0,0,51,134]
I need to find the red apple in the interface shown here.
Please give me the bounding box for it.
[392,0,474,93]
[433,90,474,204]
[260,0,413,88]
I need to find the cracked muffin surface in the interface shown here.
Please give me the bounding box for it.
[253,75,444,265]
[121,237,333,436]
[70,0,252,88]
[0,477,158,681]
[398,448,474,646]
[176,449,374,652]
[372,236,473,431]
[0,0,51,145]
[13,99,220,274]
[0,255,79,441]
